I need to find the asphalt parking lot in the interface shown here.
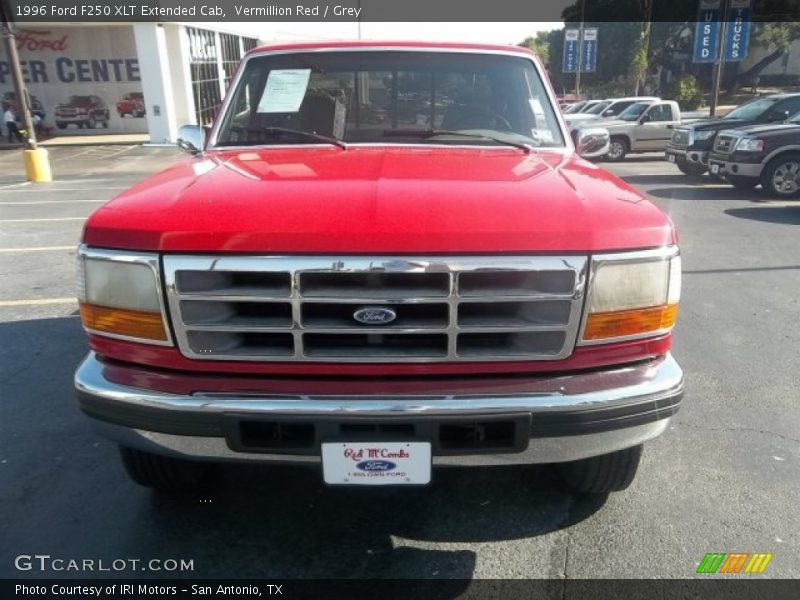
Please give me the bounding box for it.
[0,147,798,581]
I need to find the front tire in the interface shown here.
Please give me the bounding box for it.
[605,137,628,162]
[559,445,642,494]
[762,153,800,198]
[119,446,207,490]
[677,161,707,177]
[87,116,97,129]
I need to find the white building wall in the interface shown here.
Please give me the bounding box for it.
[164,24,196,127]
[134,23,179,143]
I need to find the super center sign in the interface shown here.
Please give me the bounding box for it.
[0,29,140,84]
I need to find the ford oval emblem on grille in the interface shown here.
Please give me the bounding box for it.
[353,307,397,325]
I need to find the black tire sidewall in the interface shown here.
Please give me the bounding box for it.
[763,153,800,198]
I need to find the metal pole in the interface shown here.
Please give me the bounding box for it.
[1,18,37,148]
[575,0,585,96]
[710,0,729,117]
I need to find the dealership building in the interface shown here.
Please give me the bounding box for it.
[0,22,262,143]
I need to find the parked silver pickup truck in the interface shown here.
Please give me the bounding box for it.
[579,100,682,161]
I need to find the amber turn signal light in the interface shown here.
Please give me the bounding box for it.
[583,304,678,341]
[79,302,168,342]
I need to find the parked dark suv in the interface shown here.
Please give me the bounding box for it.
[666,93,800,177]
[55,95,110,129]
[708,112,800,198]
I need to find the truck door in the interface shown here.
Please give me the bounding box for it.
[634,103,678,151]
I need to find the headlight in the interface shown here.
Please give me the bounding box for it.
[693,130,715,141]
[581,248,680,344]
[77,246,171,344]
[735,137,765,152]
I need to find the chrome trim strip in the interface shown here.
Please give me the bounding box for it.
[206,46,571,153]
[77,245,174,347]
[578,246,680,347]
[162,255,588,362]
[75,351,682,417]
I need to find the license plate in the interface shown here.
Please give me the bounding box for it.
[321,441,431,485]
[668,154,676,163]
[710,163,720,174]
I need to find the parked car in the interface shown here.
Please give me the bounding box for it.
[74,41,683,496]
[55,95,110,129]
[563,100,589,114]
[2,91,45,119]
[708,112,800,197]
[116,92,145,118]
[564,97,660,126]
[575,100,681,161]
[665,93,800,177]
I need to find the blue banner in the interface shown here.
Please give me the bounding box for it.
[693,0,722,63]
[581,28,598,73]
[724,0,752,61]
[562,28,579,73]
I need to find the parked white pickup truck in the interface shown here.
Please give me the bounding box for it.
[573,100,682,161]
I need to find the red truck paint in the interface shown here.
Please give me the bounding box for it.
[83,147,674,253]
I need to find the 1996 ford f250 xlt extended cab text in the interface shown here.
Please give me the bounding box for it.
[74,41,683,494]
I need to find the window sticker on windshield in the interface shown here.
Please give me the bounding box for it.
[529,98,546,120]
[257,69,312,113]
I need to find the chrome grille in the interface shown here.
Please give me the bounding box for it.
[671,129,690,147]
[163,256,587,362]
[713,133,737,154]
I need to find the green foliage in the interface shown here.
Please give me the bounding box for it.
[752,23,800,54]
[666,75,704,110]
[518,31,551,64]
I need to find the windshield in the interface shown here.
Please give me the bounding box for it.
[564,101,586,114]
[215,51,564,148]
[586,101,612,115]
[618,102,650,121]
[724,97,779,120]
[68,96,92,104]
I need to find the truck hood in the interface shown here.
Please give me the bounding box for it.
[564,113,600,123]
[83,146,675,253]
[681,118,759,132]
[718,122,800,137]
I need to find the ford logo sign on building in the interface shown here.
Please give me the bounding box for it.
[353,307,397,325]
[356,460,397,472]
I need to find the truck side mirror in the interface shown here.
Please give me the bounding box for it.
[176,124,209,155]
[576,127,611,159]
[639,113,652,123]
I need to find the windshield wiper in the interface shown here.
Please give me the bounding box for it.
[253,126,348,150]
[383,129,536,153]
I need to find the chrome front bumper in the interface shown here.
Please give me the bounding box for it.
[666,146,708,166]
[707,157,763,178]
[75,352,683,466]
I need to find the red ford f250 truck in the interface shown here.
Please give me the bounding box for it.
[74,41,683,494]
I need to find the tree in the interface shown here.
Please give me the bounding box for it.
[733,23,800,90]
[518,31,551,64]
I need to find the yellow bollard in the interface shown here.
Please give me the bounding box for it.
[23,147,53,182]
